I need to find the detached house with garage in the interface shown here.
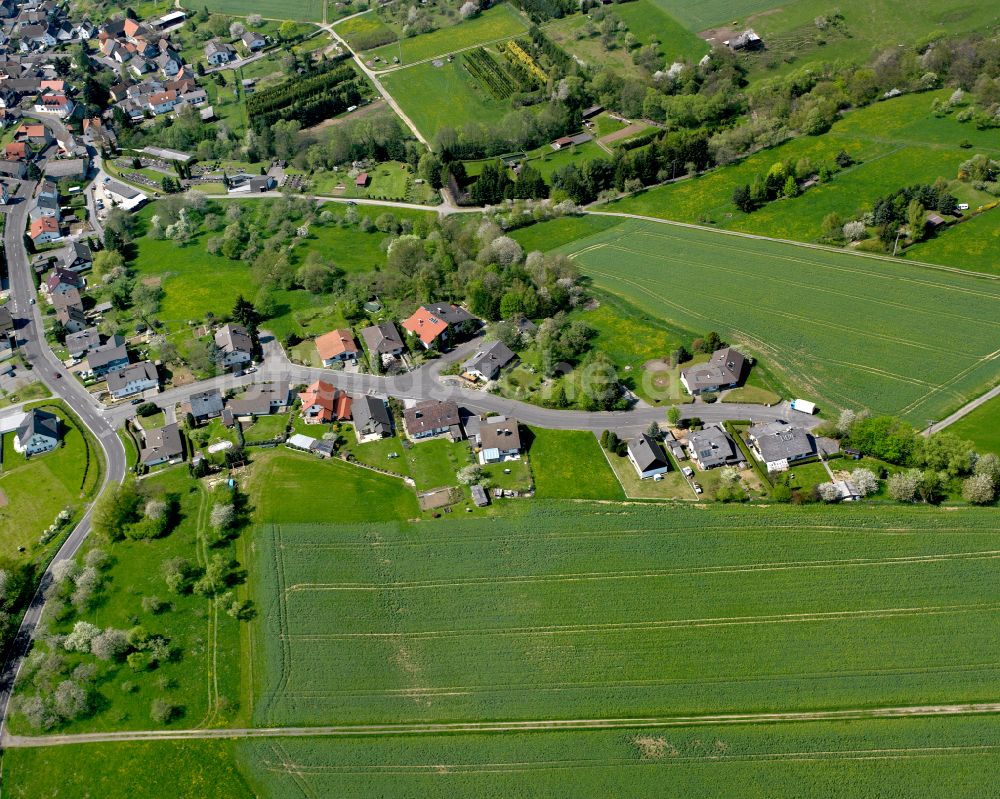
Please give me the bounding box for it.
[140,422,185,466]
[361,322,405,362]
[352,394,393,441]
[204,39,235,66]
[686,426,743,470]
[463,340,516,382]
[401,304,476,350]
[476,416,522,464]
[298,380,352,424]
[680,347,747,396]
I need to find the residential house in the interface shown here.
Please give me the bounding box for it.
[680,347,747,395]
[45,266,82,298]
[401,303,476,349]
[30,216,61,244]
[403,399,461,441]
[85,336,129,377]
[241,30,266,51]
[186,388,224,423]
[139,422,184,466]
[477,417,521,464]
[686,426,743,470]
[65,326,100,358]
[352,394,392,440]
[147,89,179,115]
[463,340,515,382]
[14,123,51,147]
[227,382,289,417]
[15,408,59,455]
[747,420,817,472]
[29,192,60,222]
[627,433,670,479]
[314,328,359,366]
[214,323,253,370]
[204,39,235,65]
[106,360,159,399]
[3,141,28,161]
[361,322,405,362]
[55,301,86,333]
[33,92,73,117]
[0,160,27,179]
[298,379,352,424]
[59,240,92,272]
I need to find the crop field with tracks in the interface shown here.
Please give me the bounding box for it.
[555,218,1000,422]
[253,502,1000,730]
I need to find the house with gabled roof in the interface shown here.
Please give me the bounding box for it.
[477,416,522,464]
[401,304,476,349]
[748,420,817,472]
[463,340,515,382]
[403,399,462,441]
[140,422,184,466]
[680,347,747,396]
[298,380,352,424]
[627,433,670,479]
[361,322,405,359]
[315,328,359,366]
[352,395,393,441]
[686,426,743,470]
[15,408,59,455]
[214,323,253,370]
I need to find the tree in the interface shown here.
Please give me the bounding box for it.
[151,698,180,724]
[963,473,996,504]
[887,469,921,502]
[732,183,754,212]
[604,431,620,452]
[64,621,101,652]
[907,199,926,242]
[914,432,975,477]
[90,629,128,661]
[851,468,879,497]
[848,416,915,464]
[974,452,1000,487]
[162,557,199,595]
[645,421,660,439]
[667,406,681,427]
[278,20,298,40]
[92,482,142,541]
[817,482,840,502]
[210,503,235,532]
[231,295,260,340]
[782,174,799,198]
[92,249,124,281]
[456,464,484,485]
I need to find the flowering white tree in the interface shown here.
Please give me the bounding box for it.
[818,482,840,502]
[64,621,101,652]
[229,21,245,37]
[963,473,996,505]
[851,468,879,497]
[460,0,479,18]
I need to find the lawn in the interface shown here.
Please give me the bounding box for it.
[611,91,1000,255]
[403,436,472,491]
[247,448,419,523]
[3,740,255,799]
[509,213,623,253]
[0,402,101,561]
[527,427,623,500]
[242,413,289,441]
[368,3,528,65]
[252,501,1000,729]
[604,445,693,499]
[197,0,325,22]
[7,468,245,735]
[647,0,781,31]
[380,58,512,143]
[946,394,1000,457]
[554,218,1000,424]
[0,380,49,408]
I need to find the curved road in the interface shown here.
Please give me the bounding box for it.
[0,158,127,735]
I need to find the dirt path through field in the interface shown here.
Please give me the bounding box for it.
[7,703,1000,748]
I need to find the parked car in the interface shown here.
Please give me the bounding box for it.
[693,483,703,494]
[682,466,694,477]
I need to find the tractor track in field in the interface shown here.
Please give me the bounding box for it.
[8,703,1000,748]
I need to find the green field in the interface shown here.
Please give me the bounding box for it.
[552,217,1000,423]
[369,3,528,65]
[0,403,101,561]
[611,92,1000,257]
[648,0,780,31]
[3,740,255,799]
[906,209,1000,277]
[946,394,1000,457]
[198,0,325,22]
[253,502,1000,729]
[380,58,511,142]
[510,213,623,253]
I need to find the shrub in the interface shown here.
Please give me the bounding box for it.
[887,469,921,502]
[963,473,996,505]
[150,698,181,724]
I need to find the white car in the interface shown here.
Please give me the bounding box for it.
[693,483,703,494]
[682,466,694,477]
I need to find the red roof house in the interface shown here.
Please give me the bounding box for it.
[401,306,448,348]
[297,380,352,424]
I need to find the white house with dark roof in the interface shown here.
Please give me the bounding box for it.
[352,394,393,441]
[140,422,184,466]
[747,420,817,472]
[463,340,516,382]
[686,426,743,470]
[14,408,59,455]
[187,388,224,422]
[106,360,158,399]
[214,323,253,370]
[680,347,747,396]
[627,433,670,479]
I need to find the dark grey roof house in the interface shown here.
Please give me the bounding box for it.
[361,322,405,356]
[352,395,392,439]
[748,420,816,472]
[680,347,747,395]
[140,422,184,466]
[463,340,515,381]
[627,433,670,478]
[16,408,59,455]
[686,426,742,470]
[188,388,224,422]
[403,399,461,440]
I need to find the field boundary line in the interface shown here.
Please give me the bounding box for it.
[9,703,1000,747]
[585,210,1000,282]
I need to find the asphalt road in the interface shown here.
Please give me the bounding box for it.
[0,168,127,736]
